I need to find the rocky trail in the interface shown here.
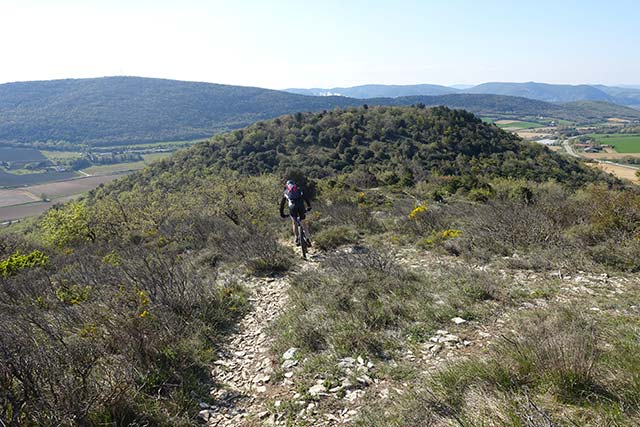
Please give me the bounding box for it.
[201,273,289,426]
[198,244,637,426]
[199,244,323,426]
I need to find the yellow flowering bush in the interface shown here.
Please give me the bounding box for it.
[441,229,462,239]
[0,250,49,278]
[417,228,462,249]
[55,283,91,305]
[408,204,428,220]
[137,289,151,318]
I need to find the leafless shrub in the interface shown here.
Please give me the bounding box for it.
[323,246,402,277]
[316,199,383,233]
[209,224,292,275]
[496,310,602,403]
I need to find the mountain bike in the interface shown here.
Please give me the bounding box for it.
[294,212,311,259]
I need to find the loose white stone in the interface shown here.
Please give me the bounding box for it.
[283,347,298,360]
[281,359,298,370]
[308,384,327,396]
[198,409,213,420]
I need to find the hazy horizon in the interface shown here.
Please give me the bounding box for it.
[1,0,638,89]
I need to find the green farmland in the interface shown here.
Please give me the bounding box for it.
[81,152,172,175]
[496,120,543,129]
[588,134,640,153]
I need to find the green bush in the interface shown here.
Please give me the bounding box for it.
[0,249,48,277]
[357,308,639,426]
[313,225,358,250]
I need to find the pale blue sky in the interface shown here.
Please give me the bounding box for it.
[1,0,638,88]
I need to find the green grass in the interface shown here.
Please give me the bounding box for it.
[497,120,543,129]
[141,152,173,163]
[82,162,146,175]
[82,153,172,175]
[0,167,45,175]
[587,134,640,153]
[95,139,204,151]
[41,150,84,161]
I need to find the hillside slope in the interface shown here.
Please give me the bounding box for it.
[0,77,355,146]
[594,84,640,109]
[112,105,610,193]
[2,77,639,150]
[3,105,638,427]
[466,81,614,103]
[288,82,640,109]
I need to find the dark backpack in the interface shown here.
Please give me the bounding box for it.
[285,183,303,203]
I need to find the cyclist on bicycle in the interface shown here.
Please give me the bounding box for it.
[279,179,312,246]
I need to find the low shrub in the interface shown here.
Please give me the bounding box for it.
[210,226,293,276]
[416,228,462,250]
[313,225,359,250]
[357,308,639,426]
[0,234,248,425]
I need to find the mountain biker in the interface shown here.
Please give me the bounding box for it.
[280,180,312,246]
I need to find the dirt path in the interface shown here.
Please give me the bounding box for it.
[201,247,321,426]
[202,275,290,426]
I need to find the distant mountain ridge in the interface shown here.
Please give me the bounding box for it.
[286,84,458,98]
[286,81,640,108]
[465,82,613,103]
[1,77,639,148]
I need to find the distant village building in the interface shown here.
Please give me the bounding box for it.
[536,138,557,146]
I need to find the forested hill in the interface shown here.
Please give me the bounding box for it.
[0,77,354,146]
[465,82,614,103]
[369,94,640,121]
[2,77,639,148]
[113,105,609,193]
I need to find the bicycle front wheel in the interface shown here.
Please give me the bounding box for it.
[300,229,307,259]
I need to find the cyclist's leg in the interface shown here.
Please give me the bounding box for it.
[297,207,311,243]
[301,219,311,239]
[289,206,300,244]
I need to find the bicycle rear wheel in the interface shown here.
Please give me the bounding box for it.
[300,228,307,259]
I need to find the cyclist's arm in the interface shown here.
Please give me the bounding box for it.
[279,197,287,217]
[304,196,312,209]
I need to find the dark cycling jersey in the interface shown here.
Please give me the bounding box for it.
[279,189,311,219]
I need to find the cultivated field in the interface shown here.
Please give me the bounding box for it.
[588,133,640,153]
[514,129,555,140]
[41,150,83,161]
[0,195,81,222]
[0,175,123,221]
[589,162,639,183]
[0,147,48,162]
[0,170,79,187]
[0,189,40,207]
[495,120,543,129]
[81,152,171,175]
[27,175,122,198]
[581,152,640,160]
[82,162,147,175]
